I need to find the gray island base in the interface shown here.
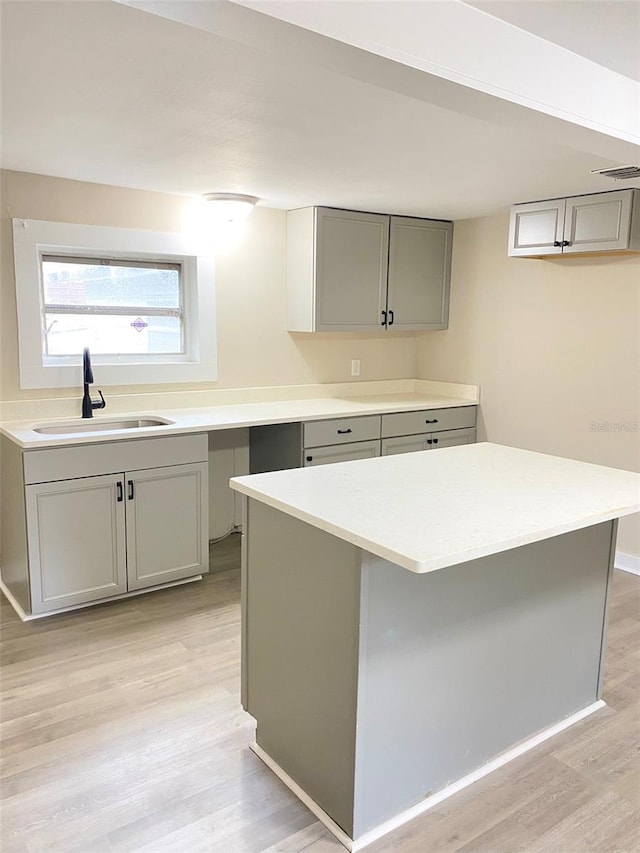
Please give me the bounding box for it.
[231,444,640,850]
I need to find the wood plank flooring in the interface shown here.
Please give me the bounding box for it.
[1,535,638,852]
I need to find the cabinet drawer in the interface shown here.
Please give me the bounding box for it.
[381,406,476,438]
[303,415,381,448]
[24,433,208,484]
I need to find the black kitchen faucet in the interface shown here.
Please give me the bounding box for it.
[81,347,106,418]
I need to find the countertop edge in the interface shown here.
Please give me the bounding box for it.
[230,478,640,574]
[1,393,477,449]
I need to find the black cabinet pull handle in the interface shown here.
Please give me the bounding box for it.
[127,480,134,500]
[381,310,387,327]
[388,309,394,326]
[561,240,570,247]
[337,428,352,435]
[433,438,439,445]
[306,455,313,462]
[425,418,439,424]
[116,481,123,502]
[553,240,562,247]
[427,439,433,445]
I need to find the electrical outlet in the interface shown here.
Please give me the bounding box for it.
[351,359,361,377]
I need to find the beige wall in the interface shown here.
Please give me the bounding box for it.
[1,172,638,556]
[418,211,640,557]
[0,170,417,404]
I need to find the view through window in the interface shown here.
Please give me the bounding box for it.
[41,256,184,356]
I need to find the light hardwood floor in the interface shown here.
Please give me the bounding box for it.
[1,535,638,852]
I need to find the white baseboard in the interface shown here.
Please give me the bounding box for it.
[0,579,29,620]
[0,575,202,621]
[615,551,640,576]
[250,699,606,851]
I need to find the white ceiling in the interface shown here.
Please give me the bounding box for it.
[1,0,639,220]
[465,0,640,82]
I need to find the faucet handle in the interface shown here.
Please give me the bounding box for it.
[93,390,106,411]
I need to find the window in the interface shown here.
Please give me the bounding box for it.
[12,219,216,389]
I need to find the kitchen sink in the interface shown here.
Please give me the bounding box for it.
[33,416,174,435]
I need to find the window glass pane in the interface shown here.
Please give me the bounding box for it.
[42,259,181,309]
[45,314,183,356]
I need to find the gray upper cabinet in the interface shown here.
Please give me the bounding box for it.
[563,191,637,253]
[508,189,640,257]
[508,199,565,257]
[315,208,389,331]
[387,217,451,330]
[287,207,452,332]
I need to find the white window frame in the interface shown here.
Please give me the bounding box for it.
[12,218,217,389]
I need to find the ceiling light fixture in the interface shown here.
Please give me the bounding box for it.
[202,192,260,223]
[182,192,260,253]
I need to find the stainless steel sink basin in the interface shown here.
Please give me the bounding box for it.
[33,417,174,435]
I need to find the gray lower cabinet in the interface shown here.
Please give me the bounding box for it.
[124,462,208,592]
[508,189,640,257]
[303,416,381,467]
[287,207,452,332]
[381,428,476,455]
[25,473,127,612]
[250,407,477,473]
[5,433,209,616]
[303,440,381,467]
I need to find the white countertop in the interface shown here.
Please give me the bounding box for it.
[1,392,476,449]
[230,442,640,573]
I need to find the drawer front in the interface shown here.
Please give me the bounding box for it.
[303,440,381,467]
[24,433,208,484]
[303,415,381,448]
[381,406,476,438]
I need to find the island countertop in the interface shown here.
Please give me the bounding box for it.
[230,442,640,573]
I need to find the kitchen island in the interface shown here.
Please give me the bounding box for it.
[230,443,640,851]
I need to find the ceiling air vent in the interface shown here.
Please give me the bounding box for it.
[591,165,640,180]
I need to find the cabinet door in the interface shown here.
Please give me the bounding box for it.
[508,200,565,256]
[382,427,476,456]
[25,474,127,614]
[126,462,209,591]
[429,428,476,449]
[387,217,452,330]
[315,208,389,331]
[381,435,432,456]
[303,440,381,467]
[563,190,633,253]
